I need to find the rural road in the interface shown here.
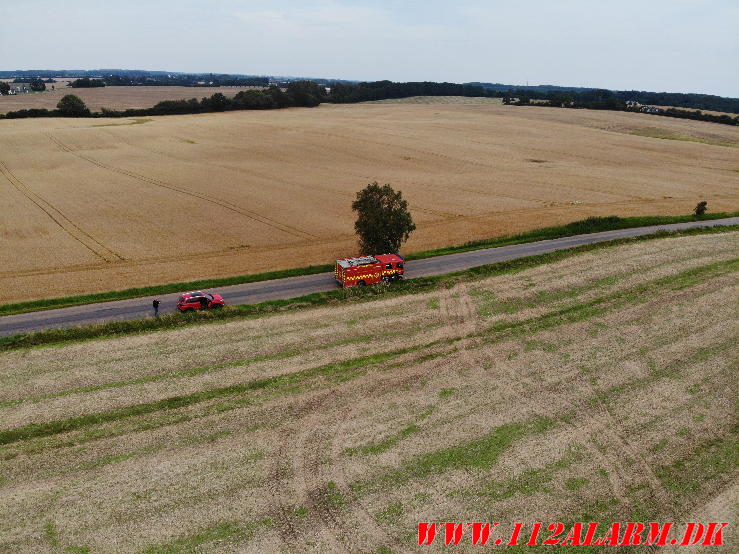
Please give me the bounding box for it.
[2,217,737,338]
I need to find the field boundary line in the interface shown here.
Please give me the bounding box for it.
[44,132,318,240]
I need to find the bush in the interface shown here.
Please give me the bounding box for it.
[57,94,90,117]
[694,201,708,216]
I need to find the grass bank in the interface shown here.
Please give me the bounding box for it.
[1,213,736,317]
[0,225,735,351]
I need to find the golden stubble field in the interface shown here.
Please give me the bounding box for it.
[0,232,736,551]
[0,101,737,303]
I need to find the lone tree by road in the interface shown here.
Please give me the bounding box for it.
[694,201,708,216]
[57,94,90,117]
[352,182,416,254]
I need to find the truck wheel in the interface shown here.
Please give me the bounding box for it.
[358,281,366,287]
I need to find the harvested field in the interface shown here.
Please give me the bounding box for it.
[0,232,737,552]
[0,84,266,113]
[0,101,737,303]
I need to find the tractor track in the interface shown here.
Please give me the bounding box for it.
[45,132,318,241]
[0,159,123,263]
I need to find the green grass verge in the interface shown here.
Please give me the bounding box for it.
[2,213,736,317]
[403,212,738,260]
[0,225,735,352]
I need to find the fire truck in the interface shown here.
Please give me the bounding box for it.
[335,253,405,288]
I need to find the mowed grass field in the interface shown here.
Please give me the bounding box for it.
[0,232,736,552]
[0,101,737,303]
[0,83,267,113]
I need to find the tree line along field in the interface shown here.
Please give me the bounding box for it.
[0,231,736,551]
[0,101,737,304]
[0,82,268,113]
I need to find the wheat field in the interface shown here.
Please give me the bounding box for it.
[0,102,737,303]
[0,232,736,551]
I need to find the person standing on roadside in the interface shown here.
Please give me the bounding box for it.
[153,299,160,317]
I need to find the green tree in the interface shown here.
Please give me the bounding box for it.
[0,82,9,95]
[56,95,90,117]
[352,182,416,254]
[30,79,46,91]
[286,80,325,107]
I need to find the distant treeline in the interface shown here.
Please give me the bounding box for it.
[66,75,270,88]
[100,74,270,87]
[1,82,327,119]
[495,86,739,115]
[12,77,56,83]
[0,69,272,88]
[470,82,739,114]
[2,79,736,126]
[2,69,736,113]
[324,81,737,125]
[69,78,106,88]
[501,88,739,125]
[328,80,496,102]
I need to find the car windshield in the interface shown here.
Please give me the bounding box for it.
[207,294,214,299]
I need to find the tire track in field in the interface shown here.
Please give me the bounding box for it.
[289,393,351,552]
[44,133,318,240]
[0,159,123,263]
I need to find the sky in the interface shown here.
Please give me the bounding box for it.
[1,0,737,97]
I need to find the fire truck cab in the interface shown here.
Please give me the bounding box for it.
[335,253,405,288]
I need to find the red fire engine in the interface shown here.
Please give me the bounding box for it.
[335,253,405,288]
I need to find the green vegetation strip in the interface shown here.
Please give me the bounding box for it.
[141,519,273,554]
[353,417,555,495]
[0,349,415,446]
[1,225,736,351]
[0,320,441,408]
[656,431,738,496]
[1,213,735,317]
[404,213,738,260]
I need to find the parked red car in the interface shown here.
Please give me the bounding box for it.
[177,291,225,312]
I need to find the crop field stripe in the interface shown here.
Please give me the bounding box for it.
[44,132,318,240]
[0,159,123,262]
[3,256,732,448]
[0,348,423,446]
[0,320,442,407]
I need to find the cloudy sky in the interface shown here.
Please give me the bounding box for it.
[1,0,737,96]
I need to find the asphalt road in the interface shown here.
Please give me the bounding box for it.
[2,217,736,338]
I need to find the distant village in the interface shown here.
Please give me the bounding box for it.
[625,100,663,113]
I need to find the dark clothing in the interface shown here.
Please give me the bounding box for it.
[153,300,160,317]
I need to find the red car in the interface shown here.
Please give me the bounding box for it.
[177,291,225,312]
